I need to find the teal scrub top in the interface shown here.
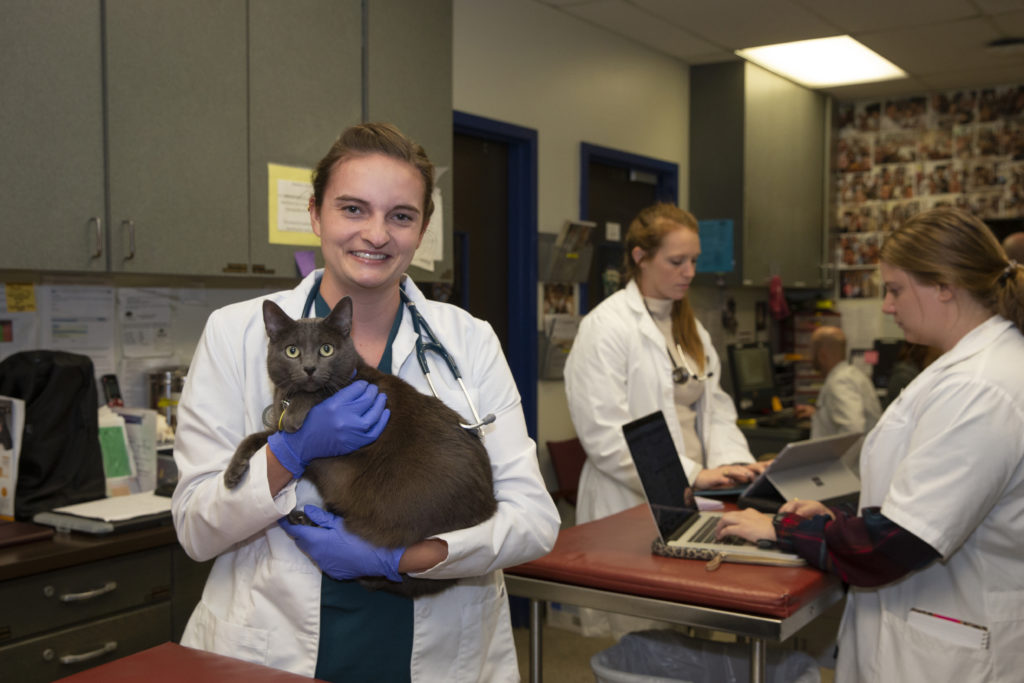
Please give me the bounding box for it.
[312,290,413,683]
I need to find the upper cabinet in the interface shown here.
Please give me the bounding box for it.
[690,61,828,288]
[1,0,452,280]
[1,1,107,273]
[105,0,250,275]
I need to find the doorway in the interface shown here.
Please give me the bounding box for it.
[579,143,679,312]
[452,112,538,438]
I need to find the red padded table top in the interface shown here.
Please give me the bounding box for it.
[54,643,325,683]
[507,504,837,619]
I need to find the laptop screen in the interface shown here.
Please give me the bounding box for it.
[622,411,699,541]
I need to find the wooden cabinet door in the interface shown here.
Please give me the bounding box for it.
[0,1,107,272]
[105,0,249,276]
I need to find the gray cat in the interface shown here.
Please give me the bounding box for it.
[224,297,497,598]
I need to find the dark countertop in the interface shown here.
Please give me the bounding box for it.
[0,522,179,582]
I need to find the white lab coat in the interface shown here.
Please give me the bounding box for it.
[836,315,1024,682]
[171,271,560,682]
[563,279,753,525]
[810,361,881,439]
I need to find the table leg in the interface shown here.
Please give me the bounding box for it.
[749,637,767,683]
[529,598,543,683]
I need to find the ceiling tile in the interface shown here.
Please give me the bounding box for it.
[527,0,1024,99]
[987,8,1024,32]
[629,0,838,48]
[563,0,720,60]
[976,0,1024,13]
[797,0,978,34]
[917,63,1024,91]
[861,18,1020,75]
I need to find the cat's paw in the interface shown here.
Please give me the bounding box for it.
[223,463,247,489]
[286,509,316,526]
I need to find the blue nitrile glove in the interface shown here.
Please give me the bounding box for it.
[278,505,404,582]
[267,380,389,478]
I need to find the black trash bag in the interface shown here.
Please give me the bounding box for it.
[0,350,106,520]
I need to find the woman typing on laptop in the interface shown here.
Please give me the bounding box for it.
[716,207,1024,682]
[564,203,765,637]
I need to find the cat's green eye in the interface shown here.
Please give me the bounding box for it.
[319,343,334,357]
[285,345,300,359]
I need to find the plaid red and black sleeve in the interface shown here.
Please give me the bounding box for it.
[772,506,939,587]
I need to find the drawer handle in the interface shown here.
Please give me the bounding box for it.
[58,581,118,602]
[51,641,118,665]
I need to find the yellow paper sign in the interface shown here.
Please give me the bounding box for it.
[268,163,320,246]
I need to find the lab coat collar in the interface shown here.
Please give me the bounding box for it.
[926,314,1013,373]
[624,279,667,347]
[390,276,425,373]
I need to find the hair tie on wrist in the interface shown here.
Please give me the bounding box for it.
[999,259,1019,285]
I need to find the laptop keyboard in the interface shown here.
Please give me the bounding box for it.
[690,516,749,545]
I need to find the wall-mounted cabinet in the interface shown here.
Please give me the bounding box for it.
[1,1,107,274]
[1,0,452,281]
[2,0,249,276]
[105,0,250,276]
[690,61,828,289]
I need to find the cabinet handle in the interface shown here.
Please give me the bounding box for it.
[57,580,117,602]
[122,219,136,261]
[49,641,118,665]
[89,216,103,259]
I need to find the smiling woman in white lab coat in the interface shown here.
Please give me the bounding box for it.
[171,123,559,682]
[717,206,1024,682]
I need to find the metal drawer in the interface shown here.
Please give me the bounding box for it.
[0,602,170,683]
[0,547,170,644]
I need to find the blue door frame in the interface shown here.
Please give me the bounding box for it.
[578,142,679,312]
[579,142,679,219]
[453,111,539,439]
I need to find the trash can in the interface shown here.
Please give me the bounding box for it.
[590,630,820,683]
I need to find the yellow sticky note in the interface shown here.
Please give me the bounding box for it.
[5,283,36,312]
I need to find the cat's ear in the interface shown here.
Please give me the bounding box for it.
[262,300,294,339]
[324,296,353,337]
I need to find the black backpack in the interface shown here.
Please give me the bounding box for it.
[0,350,106,520]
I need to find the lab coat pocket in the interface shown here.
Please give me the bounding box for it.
[984,589,1024,679]
[454,579,515,682]
[875,609,991,683]
[181,599,270,665]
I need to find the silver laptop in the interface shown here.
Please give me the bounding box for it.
[739,432,863,512]
[623,411,804,565]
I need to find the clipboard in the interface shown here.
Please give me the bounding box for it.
[32,491,172,535]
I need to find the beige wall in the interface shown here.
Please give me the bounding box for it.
[454,0,690,231]
[454,0,695,487]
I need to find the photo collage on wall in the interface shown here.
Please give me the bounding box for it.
[832,84,1024,298]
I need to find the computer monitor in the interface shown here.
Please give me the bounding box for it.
[870,338,904,389]
[727,342,778,415]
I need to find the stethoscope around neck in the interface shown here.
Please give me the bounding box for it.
[642,300,713,384]
[300,276,496,437]
[398,288,496,436]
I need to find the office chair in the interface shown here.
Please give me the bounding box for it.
[546,437,588,506]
